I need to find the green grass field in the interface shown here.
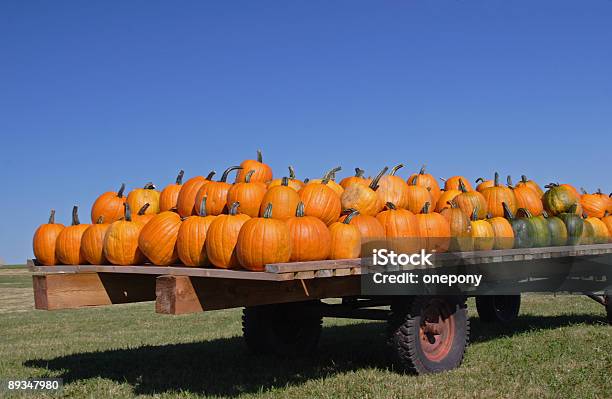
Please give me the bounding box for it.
[0,266,610,398]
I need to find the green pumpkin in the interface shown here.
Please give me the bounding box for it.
[518,209,551,247]
[558,206,584,245]
[503,204,551,248]
[542,183,578,216]
[543,212,568,246]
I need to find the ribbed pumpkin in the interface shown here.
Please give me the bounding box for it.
[91,183,126,224]
[300,176,342,225]
[580,217,595,245]
[286,202,331,261]
[159,170,184,212]
[339,209,385,242]
[487,212,515,250]
[415,202,451,252]
[56,206,90,265]
[339,168,370,189]
[376,164,410,210]
[133,203,155,225]
[454,179,487,219]
[560,183,581,200]
[376,202,418,238]
[235,150,273,183]
[176,171,216,217]
[33,210,65,266]
[176,197,217,266]
[227,170,267,217]
[81,216,110,265]
[435,189,461,212]
[481,172,516,218]
[404,174,433,214]
[580,188,608,218]
[340,166,388,216]
[408,165,441,205]
[542,211,568,246]
[542,183,579,216]
[138,211,182,265]
[508,176,543,216]
[127,183,160,215]
[515,175,544,198]
[308,167,344,197]
[329,210,361,259]
[475,177,494,192]
[602,212,612,238]
[206,202,251,268]
[507,205,550,248]
[470,209,494,251]
[236,203,292,271]
[195,166,242,216]
[104,203,147,265]
[260,177,301,220]
[440,201,472,251]
[557,205,584,245]
[267,166,304,191]
[441,176,473,192]
[584,216,609,244]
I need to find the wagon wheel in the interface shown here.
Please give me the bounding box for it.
[605,293,612,325]
[242,301,322,357]
[475,295,521,324]
[388,296,469,374]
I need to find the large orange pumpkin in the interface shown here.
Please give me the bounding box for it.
[475,177,494,192]
[441,176,473,192]
[408,165,441,205]
[235,150,273,183]
[340,166,388,216]
[487,214,515,250]
[260,177,301,220]
[91,183,126,224]
[127,183,160,215]
[81,216,110,265]
[138,211,182,265]
[286,202,331,261]
[195,166,242,216]
[206,202,251,269]
[300,176,342,225]
[33,210,65,266]
[103,203,146,265]
[415,202,451,252]
[159,170,184,212]
[470,209,495,251]
[308,167,344,197]
[580,188,608,218]
[584,216,610,244]
[176,196,217,266]
[376,202,419,253]
[508,176,543,216]
[267,166,304,191]
[227,170,267,217]
[176,171,216,217]
[440,200,472,251]
[339,168,370,189]
[55,206,90,265]
[339,209,385,244]
[329,210,361,259]
[453,179,487,220]
[376,164,410,210]
[236,203,291,271]
[435,189,461,212]
[404,174,433,214]
[515,175,544,198]
[480,172,516,218]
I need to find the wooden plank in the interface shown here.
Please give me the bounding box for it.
[33,273,156,310]
[265,259,361,273]
[155,275,361,315]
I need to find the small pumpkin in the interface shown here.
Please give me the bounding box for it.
[475,177,494,192]
[91,183,127,224]
[602,211,612,238]
[227,170,267,217]
[127,183,160,215]
[542,183,579,216]
[404,174,433,214]
[267,166,304,191]
[580,188,608,218]
[138,210,182,266]
[441,176,473,192]
[300,174,342,225]
[236,203,292,271]
[206,202,251,269]
[435,189,461,212]
[440,200,472,251]
[176,196,217,267]
[81,216,110,265]
[506,204,550,248]
[508,176,543,216]
[481,172,516,218]
[339,209,385,244]
[339,168,370,189]
[329,209,361,259]
[557,205,584,245]
[176,171,216,217]
[260,177,301,220]
[376,164,410,210]
[195,166,242,216]
[340,166,388,216]
[470,208,494,251]
[583,216,609,244]
[415,202,451,252]
[308,167,344,197]
[486,212,514,250]
[286,202,331,262]
[454,178,487,219]
[515,175,544,198]
[104,203,147,265]
[159,170,184,212]
[33,210,65,266]
[408,165,441,205]
[55,206,90,265]
[542,211,568,246]
[235,150,273,184]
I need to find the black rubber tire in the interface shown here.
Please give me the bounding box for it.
[476,295,521,323]
[605,294,612,326]
[242,301,323,357]
[387,296,469,374]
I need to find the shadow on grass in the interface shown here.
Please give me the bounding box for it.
[24,313,606,396]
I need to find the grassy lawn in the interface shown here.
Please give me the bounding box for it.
[0,267,610,398]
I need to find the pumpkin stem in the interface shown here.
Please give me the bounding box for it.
[386,202,397,210]
[220,166,242,182]
[447,200,458,209]
[419,165,426,175]
[458,178,468,193]
[516,208,532,218]
[544,182,559,189]
[71,206,80,226]
[228,202,240,216]
[355,168,364,177]
[48,209,56,224]
[502,202,514,220]
[144,182,156,190]
[369,166,389,190]
[296,202,305,217]
[117,183,126,198]
[124,202,132,222]
[580,187,587,195]
[198,196,208,217]
[407,175,418,186]
[486,212,493,219]
[256,149,263,163]
[506,175,514,188]
[596,188,603,195]
[471,207,478,221]
[521,175,528,183]
[439,177,446,182]
[288,166,296,180]
[263,203,273,218]
[343,209,359,224]
[138,203,150,215]
[493,172,500,187]
[567,203,578,214]
[420,202,431,214]
[245,170,256,183]
[542,210,549,218]
[389,164,403,176]
[281,177,289,186]
[206,170,216,180]
[175,170,185,185]
[322,166,342,181]
[96,215,104,224]
[303,178,310,184]
[475,177,485,183]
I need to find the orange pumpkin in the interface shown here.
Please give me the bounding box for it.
[176,171,216,217]
[601,212,612,238]
[404,174,433,214]
[176,196,217,266]
[206,202,251,268]
[260,177,301,220]
[127,183,160,215]
[235,150,273,183]
[584,216,610,244]
[376,202,419,253]
[300,176,342,225]
[376,164,410,210]
[236,203,291,271]
[55,206,90,265]
[415,202,451,252]
[138,211,182,265]
[508,176,543,216]
[487,213,515,250]
[195,166,242,216]
[104,203,146,265]
[515,175,544,198]
[440,200,472,251]
[339,168,370,189]
[580,188,608,218]
[480,172,516,218]
[132,203,155,225]
[267,166,304,191]
[441,176,473,192]
[308,167,344,197]
[329,210,361,259]
[470,209,494,251]
[452,179,487,220]
[475,177,494,192]
[91,183,126,224]
[33,210,65,266]
[339,209,385,243]
[81,216,110,265]
[341,166,388,216]
[408,165,441,205]
[286,202,331,261]
[159,170,184,212]
[435,189,461,212]
[227,170,267,217]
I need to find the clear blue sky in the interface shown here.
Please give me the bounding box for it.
[1,1,611,264]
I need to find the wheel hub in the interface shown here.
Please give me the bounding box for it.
[419,300,455,361]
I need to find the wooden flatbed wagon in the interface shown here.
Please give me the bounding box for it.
[28,244,612,374]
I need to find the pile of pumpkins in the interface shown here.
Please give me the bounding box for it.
[33,151,612,271]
